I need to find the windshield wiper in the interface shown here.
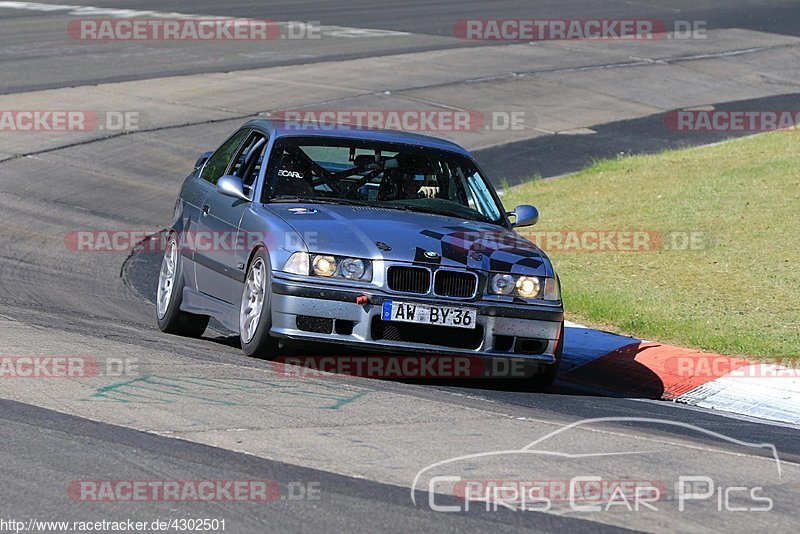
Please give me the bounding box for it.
[269,196,370,207]
[269,196,495,223]
[383,203,491,223]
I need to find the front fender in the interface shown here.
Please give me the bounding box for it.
[239,203,309,277]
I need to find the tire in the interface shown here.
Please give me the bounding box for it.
[156,234,209,337]
[489,321,564,392]
[239,249,280,358]
[526,321,564,391]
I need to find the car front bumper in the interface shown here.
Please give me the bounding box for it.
[269,275,564,364]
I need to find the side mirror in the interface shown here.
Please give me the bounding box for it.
[195,151,213,169]
[217,175,250,201]
[508,204,539,228]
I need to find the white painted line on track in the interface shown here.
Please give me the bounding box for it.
[0,1,411,38]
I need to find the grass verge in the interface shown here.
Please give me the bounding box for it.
[501,131,799,360]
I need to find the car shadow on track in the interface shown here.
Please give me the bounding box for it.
[201,328,665,400]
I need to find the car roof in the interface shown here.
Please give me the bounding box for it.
[243,118,472,157]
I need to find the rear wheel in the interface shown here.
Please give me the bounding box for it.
[239,249,280,358]
[156,235,209,337]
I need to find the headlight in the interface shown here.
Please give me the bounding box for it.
[489,273,515,295]
[515,276,541,298]
[340,258,366,280]
[304,254,372,281]
[282,252,309,275]
[487,273,559,301]
[312,255,337,277]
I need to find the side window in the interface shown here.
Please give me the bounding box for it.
[230,132,268,193]
[200,129,249,185]
[231,134,259,177]
[242,141,268,190]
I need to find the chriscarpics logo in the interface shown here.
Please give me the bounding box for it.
[411,418,781,516]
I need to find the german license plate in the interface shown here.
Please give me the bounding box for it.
[381,300,477,329]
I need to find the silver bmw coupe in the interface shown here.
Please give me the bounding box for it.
[157,119,564,387]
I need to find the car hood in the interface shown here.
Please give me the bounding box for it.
[266,203,552,276]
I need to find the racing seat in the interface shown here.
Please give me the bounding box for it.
[377,168,406,201]
[273,154,317,197]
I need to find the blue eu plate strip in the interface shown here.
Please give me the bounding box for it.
[381,300,393,320]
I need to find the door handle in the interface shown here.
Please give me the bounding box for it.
[201,205,210,216]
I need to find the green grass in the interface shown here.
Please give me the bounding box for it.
[501,131,800,360]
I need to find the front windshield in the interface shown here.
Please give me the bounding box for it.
[263,137,505,225]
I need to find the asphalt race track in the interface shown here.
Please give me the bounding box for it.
[1,1,799,532]
[3,0,800,94]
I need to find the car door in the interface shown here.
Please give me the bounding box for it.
[174,156,212,291]
[192,128,250,301]
[195,130,269,304]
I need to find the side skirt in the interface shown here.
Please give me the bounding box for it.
[181,287,240,333]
